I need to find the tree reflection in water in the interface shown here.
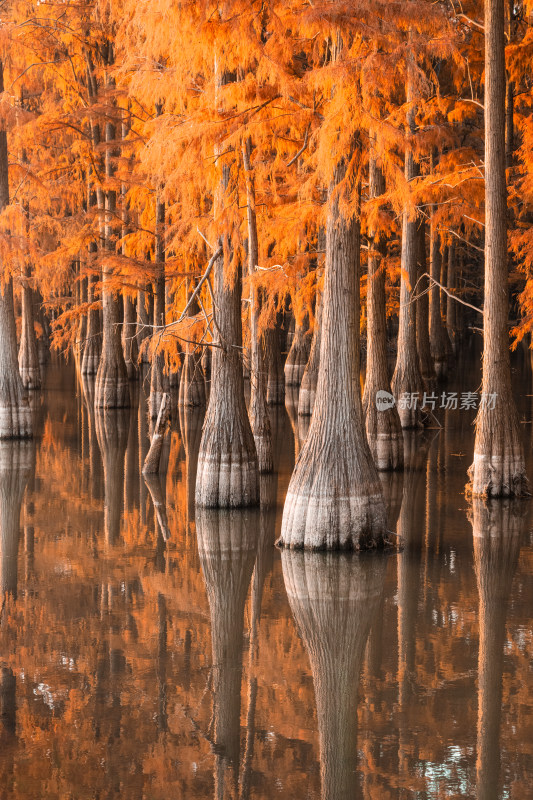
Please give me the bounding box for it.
[282,550,387,800]
[470,498,524,800]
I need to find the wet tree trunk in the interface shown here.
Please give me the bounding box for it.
[18,261,41,390]
[470,499,523,800]
[416,222,437,390]
[298,288,322,418]
[391,59,426,429]
[279,159,386,549]
[264,325,285,405]
[281,551,386,800]
[95,69,130,410]
[0,61,32,439]
[429,216,449,378]
[362,157,403,470]
[242,138,273,472]
[468,0,528,497]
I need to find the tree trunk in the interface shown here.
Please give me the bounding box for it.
[468,0,528,497]
[122,295,138,378]
[143,392,170,474]
[136,284,151,362]
[446,239,457,350]
[470,498,523,800]
[362,157,403,470]
[242,137,273,473]
[281,551,386,800]
[279,160,386,550]
[429,218,448,378]
[81,274,101,376]
[264,325,285,405]
[18,263,41,390]
[0,60,32,439]
[391,59,426,429]
[284,310,311,386]
[178,286,206,408]
[95,77,130,410]
[298,288,322,417]
[416,221,437,390]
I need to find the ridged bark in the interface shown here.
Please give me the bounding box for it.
[279,160,386,550]
[122,295,138,379]
[298,289,322,417]
[362,157,403,469]
[18,268,41,390]
[281,551,386,800]
[178,284,206,408]
[468,0,528,497]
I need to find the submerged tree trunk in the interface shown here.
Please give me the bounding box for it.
[281,551,386,800]
[468,0,528,497]
[279,160,386,550]
[264,325,285,405]
[470,499,523,800]
[362,157,403,470]
[243,138,273,473]
[0,62,32,439]
[416,222,437,391]
[95,74,130,410]
[391,60,426,429]
[284,311,312,386]
[298,288,322,418]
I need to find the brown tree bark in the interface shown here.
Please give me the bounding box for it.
[178,286,206,408]
[429,218,449,378]
[284,310,311,386]
[391,58,426,428]
[279,159,386,549]
[446,238,457,350]
[242,137,273,473]
[95,65,130,409]
[264,325,285,405]
[0,61,32,439]
[468,0,528,497]
[362,157,403,469]
[281,551,386,800]
[416,222,437,391]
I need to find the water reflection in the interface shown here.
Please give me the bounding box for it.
[196,507,258,798]
[0,441,33,601]
[95,408,130,546]
[282,551,387,800]
[470,499,524,800]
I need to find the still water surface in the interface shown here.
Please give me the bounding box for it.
[0,343,532,799]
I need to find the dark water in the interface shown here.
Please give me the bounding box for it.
[0,343,532,799]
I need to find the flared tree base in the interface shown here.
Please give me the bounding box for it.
[467,405,529,498]
[95,359,130,409]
